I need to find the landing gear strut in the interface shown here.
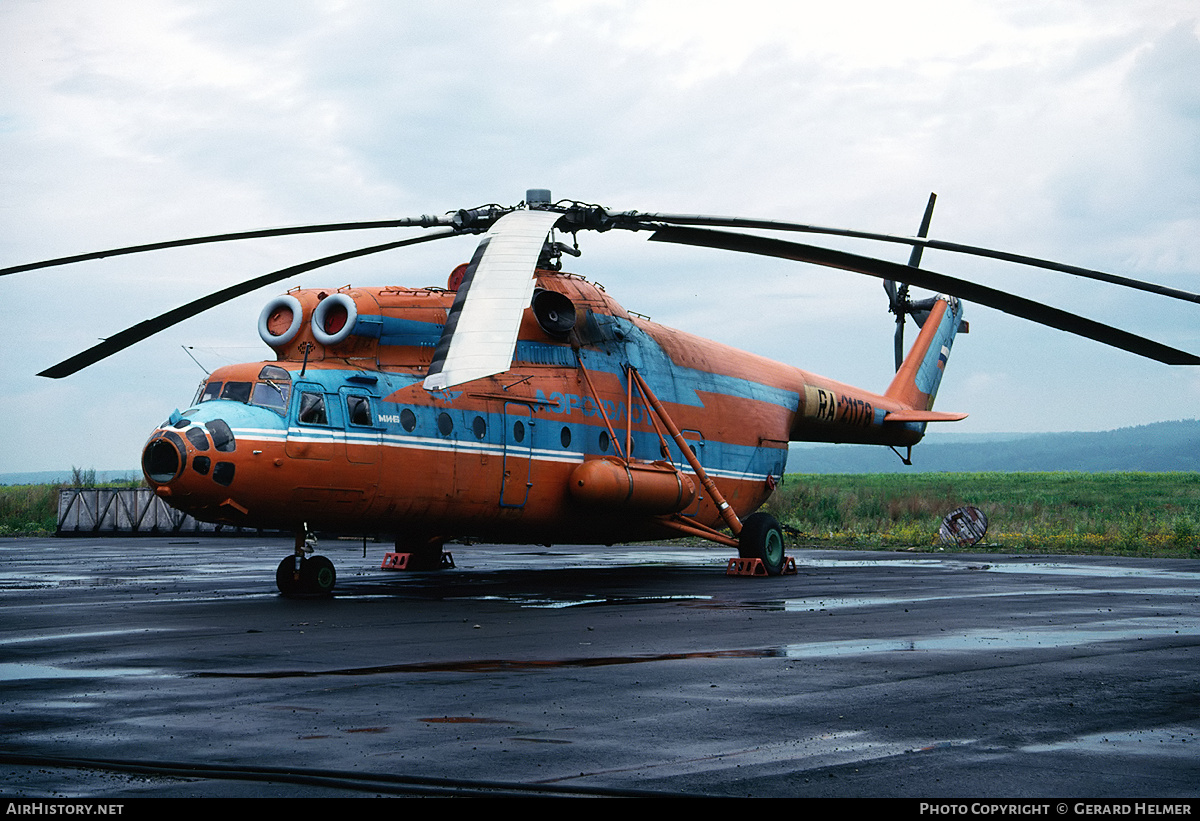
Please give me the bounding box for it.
[277,528,337,596]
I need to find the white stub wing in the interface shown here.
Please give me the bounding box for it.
[423,209,563,391]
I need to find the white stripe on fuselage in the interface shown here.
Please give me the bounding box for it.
[232,426,772,483]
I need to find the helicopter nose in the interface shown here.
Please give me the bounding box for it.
[142,417,239,492]
[142,432,186,484]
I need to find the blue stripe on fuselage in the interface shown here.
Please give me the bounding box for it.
[356,313,799,411]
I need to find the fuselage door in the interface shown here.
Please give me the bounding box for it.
[286,383,337,460]
[500,402,535,508]
[339,387,381,465]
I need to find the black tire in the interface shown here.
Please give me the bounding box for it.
[301,555,336,595]
[276,555,303,596]
[738,512,785,576]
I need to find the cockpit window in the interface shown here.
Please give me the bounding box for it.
[252,381,290,411]
[220,382,252,403]
[253,366,291,412]
[194,368,292,415]
[259,365,290,381]
[199,381,223,403]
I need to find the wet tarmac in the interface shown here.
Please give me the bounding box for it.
[1,536,1197,798]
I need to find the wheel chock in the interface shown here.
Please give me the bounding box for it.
[725,556,798,576]
[381,552,410,570]
[726,557,768,576]
[381,551,456,571]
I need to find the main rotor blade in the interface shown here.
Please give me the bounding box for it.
[423,209,565,391]
[649,226,1200,366]
[38,230,459,378]
[630,212,1200,305]
[1,215,462,278]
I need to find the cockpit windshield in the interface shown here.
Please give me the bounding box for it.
[194,365,292,414]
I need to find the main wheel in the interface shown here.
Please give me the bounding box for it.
[738,512,785,576]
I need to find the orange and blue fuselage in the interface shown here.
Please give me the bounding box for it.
[142,270,963,545]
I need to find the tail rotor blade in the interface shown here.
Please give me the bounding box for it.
[892,192,938,370]
[907,192,937,269]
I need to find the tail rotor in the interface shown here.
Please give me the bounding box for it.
[885,192,939,371]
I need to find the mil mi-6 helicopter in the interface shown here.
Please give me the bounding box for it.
[5,189,1198,594]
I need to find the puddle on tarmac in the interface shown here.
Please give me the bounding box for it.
[0,662,164,681]
[796,557,1200,585]
[0,628,173,646]
[1022,726,1197,755]
[195,648,783,678]
[781,588,1200,613]
[781,618,1200,658]
[191,614,1198,678]
[470,594,714,609]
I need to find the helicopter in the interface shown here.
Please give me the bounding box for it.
[4,189,1198,595]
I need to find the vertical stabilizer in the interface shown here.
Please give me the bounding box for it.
[884,295,965,412]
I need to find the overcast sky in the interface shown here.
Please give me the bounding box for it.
[2,0,1198,474]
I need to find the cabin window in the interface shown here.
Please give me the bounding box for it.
[400,408,416,432]
[599,430,610,453]
[346,395,372,427]
[512,420,525,443]
[472,416,487,440]
[560,426,572,448]
[298,392,328,425]
[437,412,453,436]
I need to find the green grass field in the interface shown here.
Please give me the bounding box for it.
[763,472,1200,557]
[4,473,1199,558]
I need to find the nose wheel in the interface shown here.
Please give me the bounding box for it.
[277,527,336,596]
[276,554,337,596]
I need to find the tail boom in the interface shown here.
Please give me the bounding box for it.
[788,294,967,447]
